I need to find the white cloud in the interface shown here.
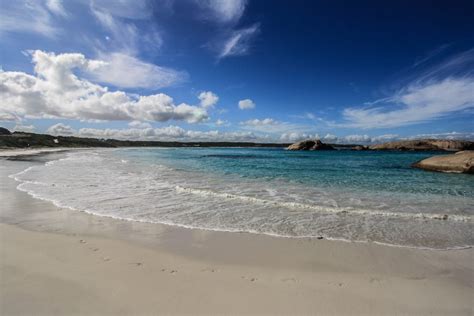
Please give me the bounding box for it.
[238,98,256,110]
[219,24,260,59]
[128,121,152,129]
[280,132,320,143]
[46,0,67,17]
[0,1,60,37]
[47,123,76,135]
[240,118,278,126]
[74,125,266,142]
[90,53,187,89]
[342,78,474,128]
[369,134,400,142]
[340,50,474,129]
[215,119,229,126]
[403,132,474,141]
[279,133,336,143]
[0,50,208,124]
[322,133,338,142]
[44,123,474,143]
[196,0,247,24]
[343,134,371,143]
[90,2,163,56]
[198,91,219,108]
[91,0,152,20]
[13,124,36,133]
[198,0,259,60]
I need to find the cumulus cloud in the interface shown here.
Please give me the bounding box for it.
[47,123,76,135]
[198,91,219,108]
[240,118,278,126]
[279,133,401,144]
[128,121,152,129]
[280,132,320,143]
[238,98,256,110]
[215,119,229,126]
[0,50,208,123]
[343,134,371,143]
[322,133,338,142]
[218,24,260,59]
[71,125,266,142]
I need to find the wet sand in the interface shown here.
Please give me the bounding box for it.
[1,150,473,315]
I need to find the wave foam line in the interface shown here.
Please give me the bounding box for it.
[175,186,473,222]
[7,164,473,251]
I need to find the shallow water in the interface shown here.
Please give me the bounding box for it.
[10,147,474,249]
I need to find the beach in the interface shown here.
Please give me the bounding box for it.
[0,149,472,315]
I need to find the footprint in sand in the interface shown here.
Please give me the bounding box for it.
[281,277,298,283]
[170,270,178,274]
[328,282,344,287]
[241,276,257,282]
[201,268,218,273]
[102,257,111,262]
[130,262,144,267]
[79,239,87,244]
[89,247,99,252]
[369,277,382,284]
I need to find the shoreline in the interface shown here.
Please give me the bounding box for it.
[1,150,473,314]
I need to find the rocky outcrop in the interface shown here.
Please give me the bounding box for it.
[370,139,474,151]
[352,145,369,151]
[0,127,11,135]
[287,140,335,150]
[412,151,474,174]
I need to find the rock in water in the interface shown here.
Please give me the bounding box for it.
[352,145,368,151]
[412,151,474,174]
[287,139,335,150]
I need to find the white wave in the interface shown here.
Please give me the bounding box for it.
[175,185,473,222]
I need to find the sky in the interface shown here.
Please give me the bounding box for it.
[1,0,473,143]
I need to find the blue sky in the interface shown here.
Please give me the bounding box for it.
[1,0,473,143]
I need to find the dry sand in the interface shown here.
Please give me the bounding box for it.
[0,150,473,315]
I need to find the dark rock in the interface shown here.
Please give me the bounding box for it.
[0,127,11,135]
[287,139,335,151]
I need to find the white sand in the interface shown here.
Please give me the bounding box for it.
[0,147,73,157]
[1,222,473,315]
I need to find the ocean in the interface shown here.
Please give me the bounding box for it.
[10,147,474,249]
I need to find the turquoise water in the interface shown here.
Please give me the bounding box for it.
[11,148,474,249]
[119,148,473,197]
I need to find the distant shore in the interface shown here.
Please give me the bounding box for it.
[1,150,473,315]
